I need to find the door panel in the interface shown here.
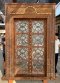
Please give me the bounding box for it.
[16,34,29,46]
[32,21,44,33]
[15,20,29,75]
[15,20,29,33]
[32,47,44,74]
[32,34,44,46]
[14,19,46,76]
[31,20,45,75]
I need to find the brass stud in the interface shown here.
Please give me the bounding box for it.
[30,60,31,61]
[30,56,31,58]
[30,67,31,69]
[30,70,31,72]
[29,64,31,66]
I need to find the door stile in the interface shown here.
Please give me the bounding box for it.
[28,19,32,74]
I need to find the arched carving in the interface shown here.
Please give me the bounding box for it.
[25,6,36,14]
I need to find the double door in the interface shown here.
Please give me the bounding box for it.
[14,19,47,77]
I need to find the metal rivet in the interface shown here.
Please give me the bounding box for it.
[29,64,31,66]
[30,67,31,68]
[30,70,31,72]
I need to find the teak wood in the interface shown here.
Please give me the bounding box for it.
[2,3,55,82]
[8,79,47,83]
[8,80,14,83]
[43,79,48,83]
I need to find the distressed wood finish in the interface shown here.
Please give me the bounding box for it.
[8,80,14,83]
[2,3,55,80]
[43,79,48,83]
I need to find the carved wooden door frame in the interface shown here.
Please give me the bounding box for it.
[2,3,55,80]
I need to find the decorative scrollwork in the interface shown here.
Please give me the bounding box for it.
[15,21,29,33]
[16,34,28,46]
[32,21,44,33]
[32,35,44,46]
[32,47,44,74]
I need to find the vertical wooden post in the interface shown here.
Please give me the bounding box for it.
[8,80,14,83]
[43,79,48,83]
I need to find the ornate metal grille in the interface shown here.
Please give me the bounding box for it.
[32,21,44,33]
[15,20,45,75]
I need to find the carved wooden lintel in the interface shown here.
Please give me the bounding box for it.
[5,3,55,15]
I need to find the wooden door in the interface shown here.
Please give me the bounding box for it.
[2,3,55,80]
[14,19,47,77]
